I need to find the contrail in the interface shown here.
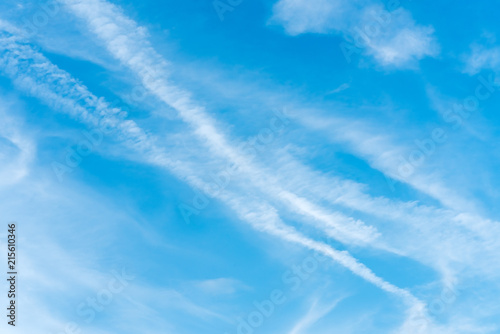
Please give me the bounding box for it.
[55,0,384,247]
[0,22,425,312]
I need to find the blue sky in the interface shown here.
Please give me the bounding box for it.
[1,0,500,333]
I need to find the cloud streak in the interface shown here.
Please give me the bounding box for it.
[0,19,423,317]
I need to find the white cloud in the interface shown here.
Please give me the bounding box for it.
[0,19,424,314]
[359,7,439,67]
[270,0,439,68]
[288,296,344,334]
[464,44,500,75]
[269,0,357,35]
[0,99,35,186]
[56,0,384,248]
[134,55,500,284]
[11,0,491,299]
[2,1,498,333]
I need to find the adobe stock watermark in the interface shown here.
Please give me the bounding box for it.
[340,0,411,64]
[178,108,290,224]
[224,250,328,334]
[21,1,60,37]
[386,73,498,190]
[213,0,244,21]
[47,268,135,334]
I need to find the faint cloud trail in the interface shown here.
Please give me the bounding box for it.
[0,22,427,318]
[55,0,384,247]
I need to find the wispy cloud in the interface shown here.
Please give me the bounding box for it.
[464,43,500,75]
[45,0,500,296]
[1,0,499,332]
[55,0,388,248]
[192,278,250,295]
[288,295,344,334]
[269,0,356,35]
[270,0,439,67]
[0,99,35,186]
[0,18,424,320]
